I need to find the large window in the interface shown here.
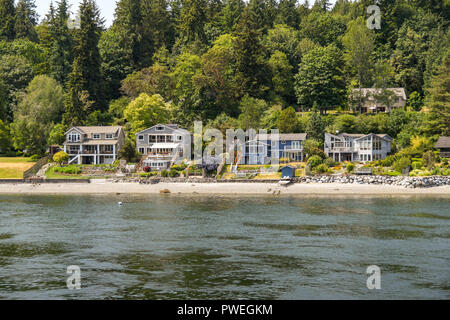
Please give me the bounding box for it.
[372,137,382,150]
[93,134,100,140]
[68,133,80,142]
[106,133,114,139]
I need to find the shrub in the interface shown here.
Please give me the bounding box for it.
[393,157,411,173]
[169,169,179,178]
[171,163,188,171]
[54,165,81,175]
[30,154,41,161]
[346,163,355,173]
[161,170,169,177]
[431,168,440,176]
[381,155,396,167]
[411,161,423,170]
[324,157,336,167]
[53,151,69,166]
[386,171,401,176]
[443,158,449,166]
[307,155,322,168]
[143,166,151,173]
[315,164,329,174]
[422,151,436,170]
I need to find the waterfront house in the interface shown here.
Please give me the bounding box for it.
[351,88,407,113]
[324,133,392,162]
[64,126,125,165]
[244,133,308,165]
[435,137,450,158]
[136,124,191,171]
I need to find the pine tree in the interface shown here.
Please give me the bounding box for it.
[233,7,270,99]
[179,0,208,43]
[0,0,15,41]
[14,0,38,42]
[426,54,450,136]
[49,0,74,85]
[70,0,105,111]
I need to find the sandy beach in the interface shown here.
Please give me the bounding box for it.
[0,181,449,196]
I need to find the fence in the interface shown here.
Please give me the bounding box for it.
[23,155,52,179]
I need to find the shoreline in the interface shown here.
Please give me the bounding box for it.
[1,182,449,196]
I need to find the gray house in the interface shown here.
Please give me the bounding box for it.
[351,88,407,113]
[64,126,125,165]
[324,133,392,162]
[136,124,191,171]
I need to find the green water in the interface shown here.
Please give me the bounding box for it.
[0,194,449,300]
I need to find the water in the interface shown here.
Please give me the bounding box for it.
[0,194,449,300]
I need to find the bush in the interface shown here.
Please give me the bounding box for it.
[346,163,355,173]
[30,154,41,161]
[422,151,436,170]
[169,169,179,178]
[161,170,169,177]
[411,161,423,170]
[315,164,329,173]
[53,151,69,165]
[307,155,322,168]
[143,166,151,173]
[54,165,82,175]
[171,163,188,171]
[393,157,411,173]
[443,158,449,166]
[324,157,336,167]
[381,155,396,167]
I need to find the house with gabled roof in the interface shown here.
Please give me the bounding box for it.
[351,88,407,113]
[63,126,125,165]
[324,133,392,162]
[136,124,191,171]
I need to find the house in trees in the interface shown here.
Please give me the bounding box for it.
[324,133,392,162]
[136,124,191,171]
[64,126,125,165]
[435,137,450,158]
[351,88,407,113]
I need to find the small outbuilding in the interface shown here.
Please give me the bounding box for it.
[435,137,450,158]
[281,166,296,179]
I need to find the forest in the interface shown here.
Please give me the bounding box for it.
[0,0,449,157]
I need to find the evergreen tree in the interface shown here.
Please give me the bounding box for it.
[70,0,105,111]
[0,0,15,41]
[179,0,208,43]
[14,0,38,42]
[49,0,74,86]
[425,53,450,136]
[306,104,325,142]
[233,7,270,99]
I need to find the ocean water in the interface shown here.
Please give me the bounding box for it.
[0,194,449,300]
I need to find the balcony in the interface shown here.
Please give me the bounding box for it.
[284,145,303,152]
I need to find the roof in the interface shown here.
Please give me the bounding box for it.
[135,124,190,135]
[435,136,450,149]
[81,140,119,145]
[338,133,391,141]
[352,88,407,100]
[67,126,123,135]
[256,133,307,141]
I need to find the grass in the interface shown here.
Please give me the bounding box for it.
[0,157,36,179]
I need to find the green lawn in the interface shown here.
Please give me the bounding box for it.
[0,157,33,163]
[45,166,91,180]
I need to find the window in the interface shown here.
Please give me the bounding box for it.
[156,126,164,131]
[106,133,114,139]
[104,145,113,152]
[177,135,183,141]
[281,141,286,144]
[139,148,145,154]
[138,135,144,141]
[150,135,156,143]
[68,133,80,142]
[292,141,301,150]
[93,134,100,140]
